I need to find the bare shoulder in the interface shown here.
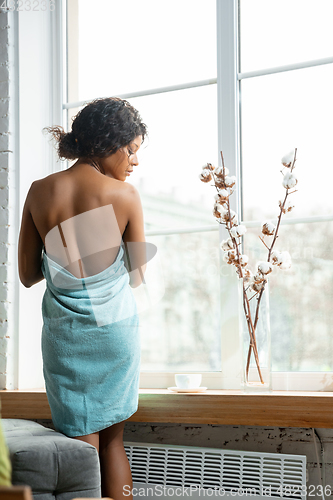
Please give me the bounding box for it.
[124,181,141,198]
[117,181,142,204]
[24,178,43,206]
[29,172,60,191]
[25,173,58,203]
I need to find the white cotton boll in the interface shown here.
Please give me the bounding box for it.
[220,238,234,251]
[257,261,273,275]
[220,208,237,223]
[223,249,237,264]
[281,150,295,167]
[215,204,226,215]
[230,224,247,238]
[218,188,229,201]
[219,188,229,197]
[225,176,236,188]
[214,205,227,222]
[282,172,298,189]
[213,203,225,220]
[215,165,230,176]
[214,191,229,207]
[239,254,249,267]
[262,221,276,236]
[278,251,292,269]
[271,250,283,265]
[199,170,212,183]
[236,224,247,236]
[253,272,264,284]
[229,226,239,238]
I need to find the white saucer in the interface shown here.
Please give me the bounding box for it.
[167,386,208,393]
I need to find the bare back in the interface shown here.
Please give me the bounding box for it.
[29,163,133,279]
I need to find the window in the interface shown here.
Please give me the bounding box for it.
[15,0,332,390]
[65,0,223,388]
[63,0,333,390]
[238,0,333,388]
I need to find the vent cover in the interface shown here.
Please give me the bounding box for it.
[124,441,306,499]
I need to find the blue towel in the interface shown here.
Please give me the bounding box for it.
[41,244,141,437]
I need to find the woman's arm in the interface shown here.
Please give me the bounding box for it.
[122,184,147,288]
[18,182,45,288]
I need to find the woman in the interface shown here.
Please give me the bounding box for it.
[18,97,147,500]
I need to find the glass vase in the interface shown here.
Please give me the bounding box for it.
[238,280,272,393]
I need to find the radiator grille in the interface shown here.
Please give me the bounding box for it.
[124,442,306,498]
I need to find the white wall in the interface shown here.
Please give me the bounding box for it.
[0,12,16,388]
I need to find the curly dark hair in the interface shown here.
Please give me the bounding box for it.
[43,97,148,161]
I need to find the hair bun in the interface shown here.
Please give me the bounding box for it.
[58,130,80,160]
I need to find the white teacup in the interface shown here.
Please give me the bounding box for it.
[175,374,202,390]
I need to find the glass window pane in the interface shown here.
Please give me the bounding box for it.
[140,231,221,372]
[240,64,333,221]
[127,85,218,229]
[240,0,333,73]
[68,0,216,103]
[243,221,333,371]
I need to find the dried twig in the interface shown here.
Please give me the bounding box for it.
[200,148,297,386]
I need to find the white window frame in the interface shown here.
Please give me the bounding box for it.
[59,0,333,391]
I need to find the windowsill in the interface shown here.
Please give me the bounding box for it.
[1,389,333,428]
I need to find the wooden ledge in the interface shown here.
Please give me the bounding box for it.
[1,389,333,428]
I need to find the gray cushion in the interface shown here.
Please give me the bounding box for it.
[2,419,101,500]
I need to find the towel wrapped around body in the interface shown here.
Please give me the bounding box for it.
[41,244,140,437]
